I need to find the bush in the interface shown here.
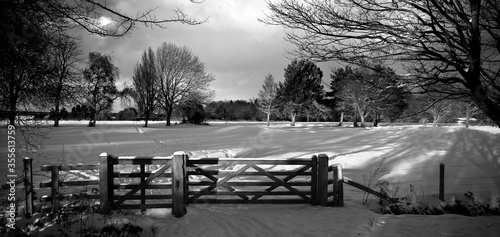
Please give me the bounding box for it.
[376,187,500,216]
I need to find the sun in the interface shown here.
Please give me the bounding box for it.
[98,16,112,27]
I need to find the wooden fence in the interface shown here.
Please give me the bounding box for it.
[26,152,407,218]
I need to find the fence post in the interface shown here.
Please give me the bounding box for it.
[99,153,113,214]
[310,155,318,206]
[317,154,329,206]
[23,157,33,217]
[51,165,59,213]
[184,154,190,206]
[140,164,146,213]
[332,164,344,207]
[439,163,444,201]
[172,151,187,217]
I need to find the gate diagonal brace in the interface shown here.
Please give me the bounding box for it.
[189,163,253,203]
[115,161,172,207]
[251,165,311,201]
[191,165,249,200]
[251,164,311,202]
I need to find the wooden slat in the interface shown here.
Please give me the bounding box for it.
[311,155,318,206]
[188,199,308,204]
[114,160,172,206]
[114,184,172,189]
[343,177,395,202]
[251,165,311,202]
[114,156,172,165]
[118,203,173,209]
[40,180,99,188]
[252,165,312,201]
[41,164,99,171]
[189,181,311,186]
[188,171,312,176]
[187,191,311,196]
[188,158,315,165]
[114,172,171,178]
[41,194,100,202]
[113,195,172,200]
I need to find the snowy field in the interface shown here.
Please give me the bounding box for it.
[1,121,500,236]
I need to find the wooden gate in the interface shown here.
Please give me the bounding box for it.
[99,153,175,214]
[36,152,343,218]
[186,156,320,204]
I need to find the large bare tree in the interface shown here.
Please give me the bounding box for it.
[132,47,158,127]
[262,0,500,126]
[156,42,215,126]
[40,33,83,127]
[82,52,120,127]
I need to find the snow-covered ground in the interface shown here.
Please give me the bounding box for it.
[1,121,500,236]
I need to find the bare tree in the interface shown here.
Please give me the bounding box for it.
[455,101,482,128]
[262,0,500,126]
[132,47,158,127]
[429,100,452,127]
[155,42,215,126]
[82,52,120,126]
[258,74,278,126]
[40,33,83,127]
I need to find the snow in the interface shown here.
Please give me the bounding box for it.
[2,121,500,236]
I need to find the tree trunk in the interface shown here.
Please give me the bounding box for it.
[166,107,173,126]
[266,112,270,126]
[465,117,470,128]
[290,113,296,126]
[9,113,15,126]
[464,1,500,128]
[356,105,365,128]
[90,112,97,127]
[471,96,500,128]
[53,104,60,127]
[144,111,150,127]
[338,112,344,126]
[373,113,380,127]
[433,116,438,127]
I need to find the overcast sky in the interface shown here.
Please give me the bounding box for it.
[75,0,333,110]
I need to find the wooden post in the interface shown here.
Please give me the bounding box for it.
[317,154,329,206]
[310,155,318,206]
[23,157,33,217]
[332,165,339,206]
[99,153,113,214]
[172,151,187,217]
[140,164,146,213]
[184,154,190,206]
[337,164,344,207]
[332,164,344,207]
[51,166,59,213]
[439,163,444,201]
